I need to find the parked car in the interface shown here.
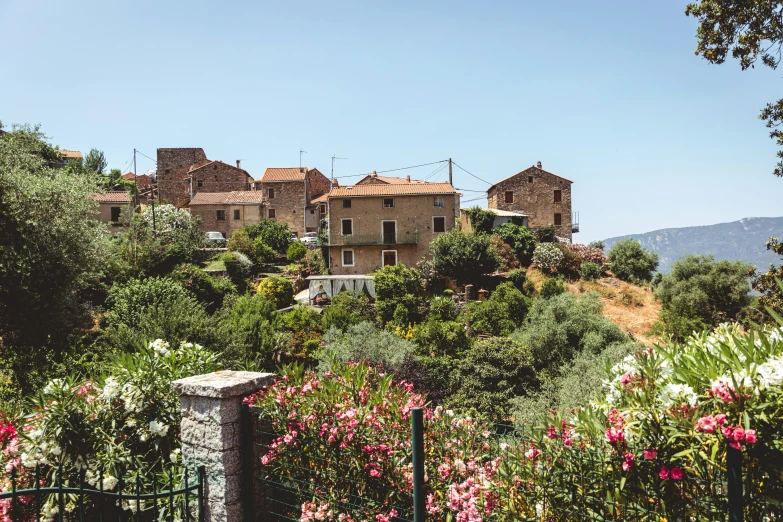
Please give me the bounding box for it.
[205,231,226,247]
[300,232,319,247]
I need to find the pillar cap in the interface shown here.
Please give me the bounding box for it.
[171,370,275,399]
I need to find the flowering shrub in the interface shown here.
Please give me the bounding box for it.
[0,340,218,521]
[489,235,520,271]
[532,243,564,274]
[568,243,607,267]
[257,276,294,309]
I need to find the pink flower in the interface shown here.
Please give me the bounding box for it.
[715,414,727,425]
[605,427,625,444]
[744,429,757,444]
[620,373,633,386]
[659,466,670,480]
[731,427,745,442]
[670,467,683,480]
[525,447,541,460]
[729,441,742,450]
[622,452,634,472]
[643,449,657,460]
[695,415,717,433]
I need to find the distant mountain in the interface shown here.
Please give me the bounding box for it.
[602,217,783,273]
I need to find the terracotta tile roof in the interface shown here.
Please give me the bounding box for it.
[189,191,266,205]
[90,191,132,203]
[122,173,153,189]
[59,149,83,159]
[487,165,572,192]
[311,194,328,204]
[356,174,428,185]
[261,167,311,182]
[328,182,456,198]
[188,160,253,180]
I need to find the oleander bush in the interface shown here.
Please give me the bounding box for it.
[532,243,564,274]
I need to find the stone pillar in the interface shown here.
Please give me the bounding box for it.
[172,370,275,522]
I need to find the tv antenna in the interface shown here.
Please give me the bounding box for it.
[331,155,347,183]
[299,149,307,171]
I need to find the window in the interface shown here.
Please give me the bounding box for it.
[110,207,121,222]
[320,204,326,214]
[310,209,315,215]
[433,216,446,233]
[528,176,534,183]
[233,209,240,220]
[341,218,353,235]
[216,210,226,221]
[382,221,396,243]
[197,179,204,188]
[268,187,275,199]
[554,213,562,226]
[342,249,355,267]
[504,191,514,204]
[342,199,352,208]
[268,208,276,220]
[383,198,394,208]
[554,190,562,203]
[433,197,444,208]
[382,250,397,267]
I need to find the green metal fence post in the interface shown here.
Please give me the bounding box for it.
[411,407,426,522]
[241,402,255,522]
[728,445,744,522]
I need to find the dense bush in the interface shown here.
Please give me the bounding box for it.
[555,242,583,276]
[540,276,565,298]
[374,264,424,325]
[579,261,601,281]
[569,243,607,267]
[430,229,500,283]
[219,294,279,368]
[532,243,564,273]
[462,206,496,234]
[280,305,322,359]
[243,219,292,253]
[534,225,557,243]
[253,236,277,265]
[466,300,516,337]
[506,268,527,291]
[606,238,659,282]
[105,277,196,327]
[752,237,783,318]
[318,321,417,375]
[588,240,605,250]
[320,291,374,331]
[491,282,531,325]
[220,251,254,291]
[493,223,537,265]
[169,263,236,312]
[489,235,520,271]
[287,241,307,262]
[257,276,294,309]
[227,229,254,258]
[428,296,459,321]
[413,317,471,357]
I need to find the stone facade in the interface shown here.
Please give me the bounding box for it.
[255,168,330,237]
[172,370,275,522]
[190,203,265,238]
[327,183,458,275]
[189,161,253,197]
[90,192,133,233]
[157,148,208,207]
[487,164,574,242]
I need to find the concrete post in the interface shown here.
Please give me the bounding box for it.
[172,370,275,522]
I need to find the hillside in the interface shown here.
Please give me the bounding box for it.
[603,216,783,273]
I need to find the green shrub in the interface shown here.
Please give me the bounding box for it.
[507,268,528,291]
[280,305,323,358]
[491,282,531,325]
[493,223,537,265]
[374,264,424,325]
[430,229,500,283]
[532,243,564,273]
[534,225,557,243]
[588,240,605,250]
[287,241,307,262]
[321,291,374,332]
[606,238,659,282]
[218,294,279,368]
[220,251,254,292]
[555,243,582,277]
[105,277,196,327]
[253,237,277,265]
[429,296,458,321]
[466,299,516,337]
[413,317,471,357]
[227,229,254,258]
[540,277,565,298]
[463,206,496,234]
[579,262,601,281]
[318,321,417,374]
[169,263,236,312]
[243,219,292,253]
[257,276,294,309]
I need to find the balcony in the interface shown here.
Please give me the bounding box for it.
[327,231,419,247]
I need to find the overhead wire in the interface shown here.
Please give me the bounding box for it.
[451,161,492,185]
[338,159,448,179]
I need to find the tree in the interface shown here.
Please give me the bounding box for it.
[430,229,500,283]
[374,264,424,325]
[686,1,783,176]
[83,148,107,175]
[493,223,538,265]
[752,237,783,317]
[606,239,659,282]
[462,207,496,234]
[0,125,109,393]
[653,255,752,340]
[257,276,294,309]
[244,220,292,253]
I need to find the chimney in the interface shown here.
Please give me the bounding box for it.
[406,175,410,182]
[236,160,241,168]
[536,161,542,169]
[332,179,339,188]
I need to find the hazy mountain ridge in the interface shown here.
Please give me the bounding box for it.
[602,217,783,273]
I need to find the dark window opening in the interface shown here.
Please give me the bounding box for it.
[320,205,326,214]
[342,219,353,235]
[554,213,562,226]
[197,179,203,188]
[343,199,352,208]
[433,216,446,233]
[383,198,394,208]
[382,221,396,243]
[343,250,354,266]
[554,190,562,203]
[310,209,315,215]
[528,176,533,183]
[268,208,276,219]
[268,188,275,199]
[217,210,226,221]
[383,251,397,267]
[110,207,121,222]
[504,191,514,204]
[233,209,240,220]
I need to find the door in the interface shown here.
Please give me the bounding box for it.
[382,250,397,267]
[382,221,396,244]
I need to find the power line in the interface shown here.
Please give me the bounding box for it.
[451,161,492,185]
[339,159,448,179]
[423,163,448,181]
[455,188,487,193]
[135,150,157,165]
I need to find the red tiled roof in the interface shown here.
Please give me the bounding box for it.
[90,191,132,203]
[188,160,253,180]
[311,194,328,204]
[122,173,153,189]
[487,165,572,192]
[261,167,311,182]
[59,149,83,159]
[189,191,266,205]
[356,174,428,185]
[328,182,456,198]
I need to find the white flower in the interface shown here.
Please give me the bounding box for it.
[43,379,67,395]
[445,410,454,417]
[101,475,118,490]
[49,446,61,456]
[148,420,169,437]
[120,383,142,413]
[170,448,181,463]
[453,459,467,472]
[659,383,698,409]
[101,376,121,401]
[149,339,170,356]
[757,354,783,388]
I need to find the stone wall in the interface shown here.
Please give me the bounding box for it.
[191,162,253,196]
[328,193,457,275]
[487,165,573,242]
[157,148,207,207]
[306,168,331,201]
[190,204,265,238]
[256,181,308,237]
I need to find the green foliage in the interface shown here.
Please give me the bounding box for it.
[540,277,566,298]
[280,305,323,358]
[752,237,783,317]
[446,337,538,421]
[105,277,195,327]
[83,148,107,175]
[319,321,417,374]
[227,229,254,258]
[169,263,236,312]
[653,255,752,340]
[534,225,557,243]
[579,262,601,281]
[220,251,254,292]
[253,236,277,265]
[374,264,424,325]
[493,223,537,265]
[606,238,659,282]
[219,294,279,369]
[430,229,500,283]
[257,276,294,309]
[463,206,496,234]
[321,291,374,332]
[588,240,605,250]
[413,318,471,357]
[489,235,521,271]
[466,300,515,337]
[555,243,582,277]
[491,282,531,325]
[287,241,307,262]
[429,296,459,321]
[244,219,292,253]
[532,243,564,273]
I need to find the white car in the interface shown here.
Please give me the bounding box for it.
[205,231,226,246]
[300,232,319,247]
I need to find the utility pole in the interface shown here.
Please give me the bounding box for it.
[331,155,347,184]
[448,158,453,186]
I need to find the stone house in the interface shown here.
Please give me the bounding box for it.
[89,191,132,232]
[461,208,528,233]
[486,162,576,242]
[122,172,153,192]
[254,167,331,237]
[188,191,267,239]
[156,148,254,208]
[327,180,458,275]
[57,149,83,169]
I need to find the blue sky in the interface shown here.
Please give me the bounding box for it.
[2,0,781,242]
